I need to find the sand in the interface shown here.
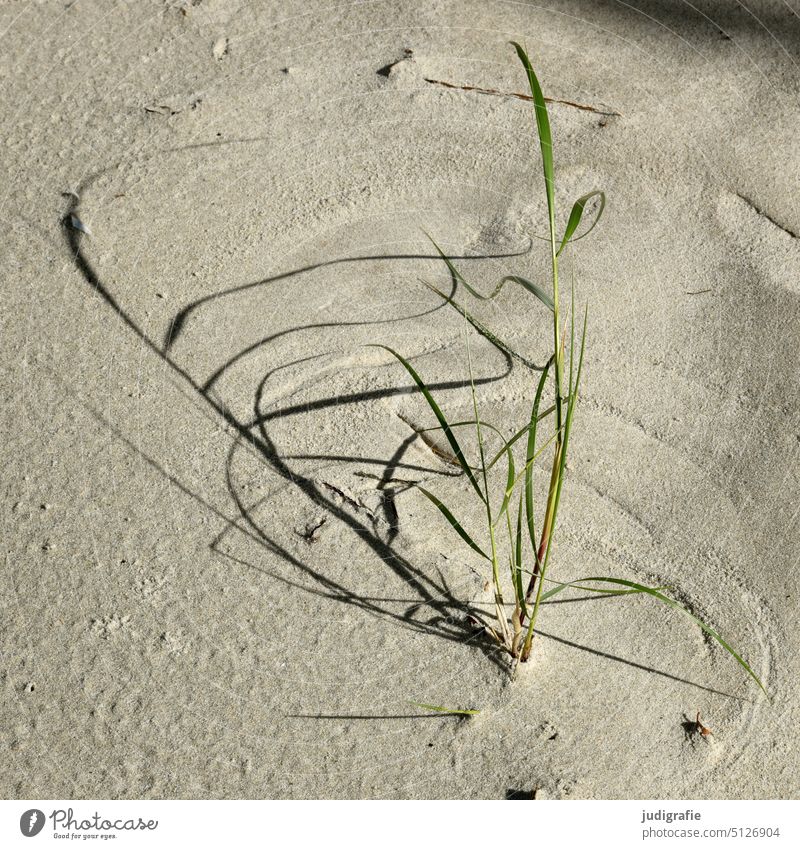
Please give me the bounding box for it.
[2,0,799,800]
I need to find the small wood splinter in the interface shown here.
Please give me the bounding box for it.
[695,711,713,738]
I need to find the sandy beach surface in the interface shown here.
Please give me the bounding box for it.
[2,0,799,799]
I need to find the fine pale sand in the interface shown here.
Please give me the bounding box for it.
[2,0,799,799]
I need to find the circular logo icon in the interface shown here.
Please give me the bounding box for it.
[20,809,45,837]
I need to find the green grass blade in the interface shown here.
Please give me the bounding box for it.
[423,281,548,370]
[511,427,563,488]
[539,577,664,602]
[505,509,516,590]
[496,436,516,524]
[486,399,565,470]
[501,275,554,312]
[425,236,554,311]
[550,306,587,523]
[420,404,563,472]
[536,307,585,574]
[526,363,552,557]
[510,42,555,242]
[521,310,586,649]
[417,486,490,561]
[564,577,766,694]
[410,701,480,716]
[514,494,526,613]
[417,416,560,486]
[557,190,606,256]
[568,275,576,401]
[465,330,511,646]
[466,334,490,511]
[425,231,468,287]
[372,344,486,502]
[419,417,517,473]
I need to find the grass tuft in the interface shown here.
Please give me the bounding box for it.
[379,43,765,695]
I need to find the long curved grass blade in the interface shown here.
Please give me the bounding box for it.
[562,577,766,694]
[371,345,485,501]
[539,577,663,602]
[416,416,558,486]
[410,701,480,715]
[423,281,549,370]
[419,406,563,471]
[557,190,606,256]
[425,231,468,286]
[425,235,554,311]
[510,42,555,241]
[417,486,490,561]
[418,416,516,475]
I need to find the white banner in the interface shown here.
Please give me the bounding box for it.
[1,799,796,848]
